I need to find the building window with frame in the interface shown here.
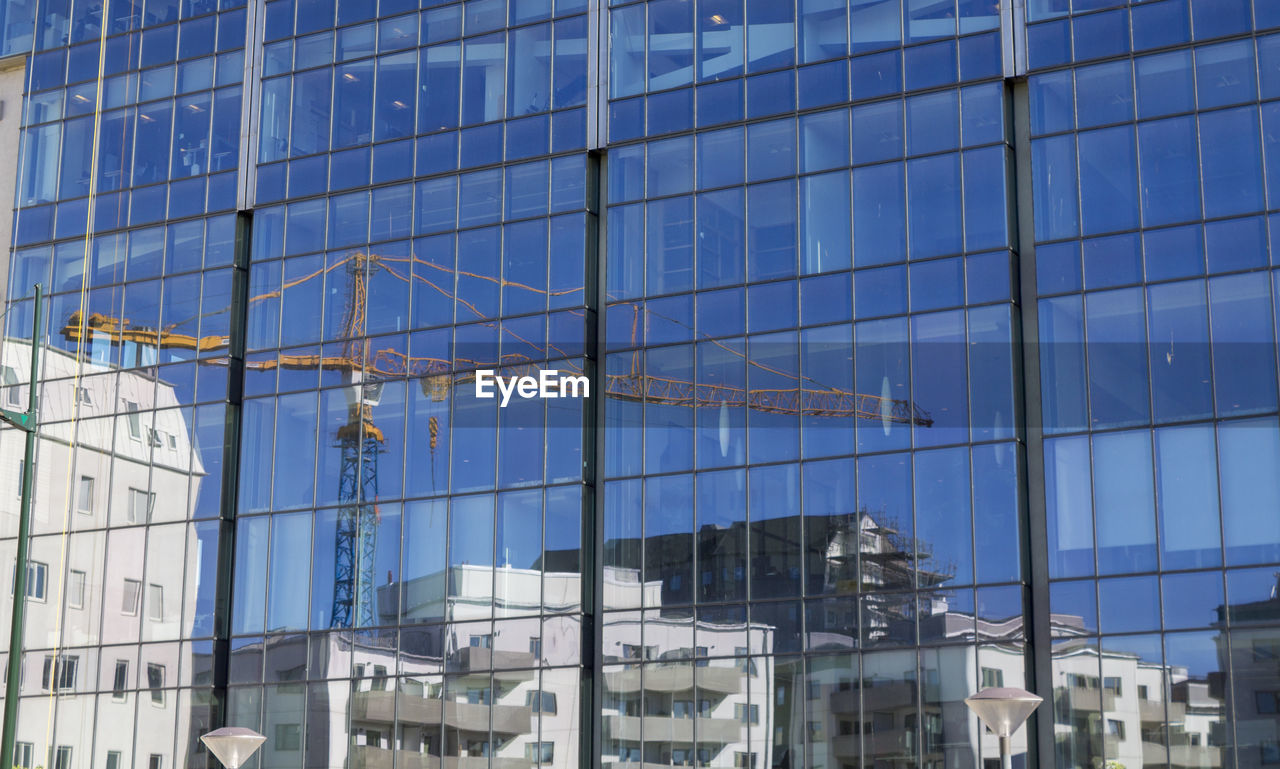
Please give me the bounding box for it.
[1105,719,1126,739]
[2,367,20,407]
[105,752,121,769]
[124,401,142,440]
[112,660,129,700]
[41,654,77,691]
[148,754,162,769]
[126,488,154,524]
[11,561,47,601]
[1103,676,1123,696]
[148,584,164,621]
[13,742,32,769]
[274,724,301,751]
[67,570,86,609]
[525,689,557,714]
[51,746,71,769]
[981,667,1004,688]
[122,579,141,615]
[146,662,165,705]
[76,476,94,514]
[524,742,554,764]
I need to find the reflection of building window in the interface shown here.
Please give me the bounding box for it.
[124,402,142,440]
[148,584,164,621]
[469,634,492,648]
[1262,740,1280,765]
[734,752,757,769]
[466,687,490,705]
[524,742,554,764]
[77,476,94,514]
[806,721,823,739]
[75,387,92,406]
[1067,674,1099,689]
[13,560,48,602]
[147,662,165,705]
[735,703,760,725]
[41,655,78,691]
[68,570,86,610]
[275,724,301,751]
[1256,691,1280,715]
[1255,641,1280,662]
[126,488,155,524]
[529,637,541,657]
[873,711,894,731]
[1105,719,1126,739]
[525,689,557,714]
[105,752,120,769]
[2,367,20,406]
[52,746,71,769]
[372,664,388,690]
[122,579,141,615]
[112,660,129,700]
[13,742,31,769]
[148,755,161,769]
[1103,677,1122,696]
[1138,685,1150,700]
[981,667,1004,688]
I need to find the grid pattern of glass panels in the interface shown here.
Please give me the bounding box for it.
[1030,13,1280,769]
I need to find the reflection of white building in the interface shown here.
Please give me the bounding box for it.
[0,340,207,769]
[1051,614,1225,769]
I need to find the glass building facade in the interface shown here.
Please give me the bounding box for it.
[0,0,1277,768]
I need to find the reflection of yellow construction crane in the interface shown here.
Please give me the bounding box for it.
[62,251,932,425]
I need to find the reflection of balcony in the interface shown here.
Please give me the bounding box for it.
[602,714,743,744]
[451,647,538,681]
[442,759,531,769]
[832,731,916,760]
[350,691,532,734]
[1138,699,1186,723]
[604,666,742,695]
[1087,734,1121,755]
[1055,686,1116,713]
[829,683,917,714]
[351,747,525,769]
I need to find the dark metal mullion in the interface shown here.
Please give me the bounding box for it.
[1010,78,1056,769]
[211,211,254,736]
[585,147,606,769]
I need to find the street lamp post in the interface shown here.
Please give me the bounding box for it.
[964,687,1044,769]
[201,727,267,769]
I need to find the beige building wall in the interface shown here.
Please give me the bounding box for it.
[0,53,24,304]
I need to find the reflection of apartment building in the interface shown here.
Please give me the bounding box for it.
[0,340,207,769]
[1052,615,1226,769]
[238,563,584,769]
[1217,577,1280,769]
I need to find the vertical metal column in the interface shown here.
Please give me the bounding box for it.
[1010,78,1055,769]
[582,149,606,769]
[210,212,254,738]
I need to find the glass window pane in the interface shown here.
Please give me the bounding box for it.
[1093,430,1157,574]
